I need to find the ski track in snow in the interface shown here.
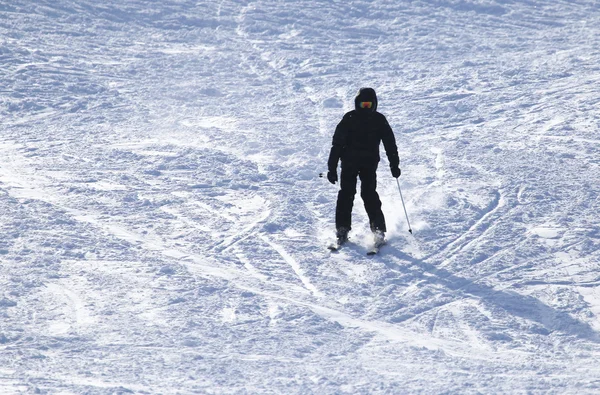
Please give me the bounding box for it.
[259,234,322,297]
[2,0,600,393]
[43,282,95,336]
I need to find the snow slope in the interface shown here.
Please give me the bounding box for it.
[1,0,600,393]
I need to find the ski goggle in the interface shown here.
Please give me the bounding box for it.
[359,101,373,109]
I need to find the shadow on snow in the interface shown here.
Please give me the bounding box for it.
[386,251,599,343]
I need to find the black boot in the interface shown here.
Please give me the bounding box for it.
[373,229,385,247]
[336,226,350,244]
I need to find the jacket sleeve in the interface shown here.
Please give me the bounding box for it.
[380,115,399,168]
[327,115,349,171]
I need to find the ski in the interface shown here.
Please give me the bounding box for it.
[327,235,348,252]
[367,242,384,255]
[327,238,346,251]
[328,242,341,251]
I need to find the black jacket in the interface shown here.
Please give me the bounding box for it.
[327,91,399,171]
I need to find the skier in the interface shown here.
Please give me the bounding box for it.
[327,87,401,249]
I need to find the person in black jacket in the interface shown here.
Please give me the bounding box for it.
[327,87,401,245]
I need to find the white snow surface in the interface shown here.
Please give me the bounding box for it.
[1,0,600,393]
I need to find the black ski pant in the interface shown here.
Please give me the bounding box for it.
[335,162,386,232]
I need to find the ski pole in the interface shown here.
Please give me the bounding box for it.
[396,178,413,234]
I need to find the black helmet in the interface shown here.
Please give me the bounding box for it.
[354,87,378,113]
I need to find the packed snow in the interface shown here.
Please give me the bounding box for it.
[1,0,600,393]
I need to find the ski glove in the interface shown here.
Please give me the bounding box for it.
[327,170,338,184]
[391,166,401,178]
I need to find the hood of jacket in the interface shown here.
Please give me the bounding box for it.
[354,87,378,114]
